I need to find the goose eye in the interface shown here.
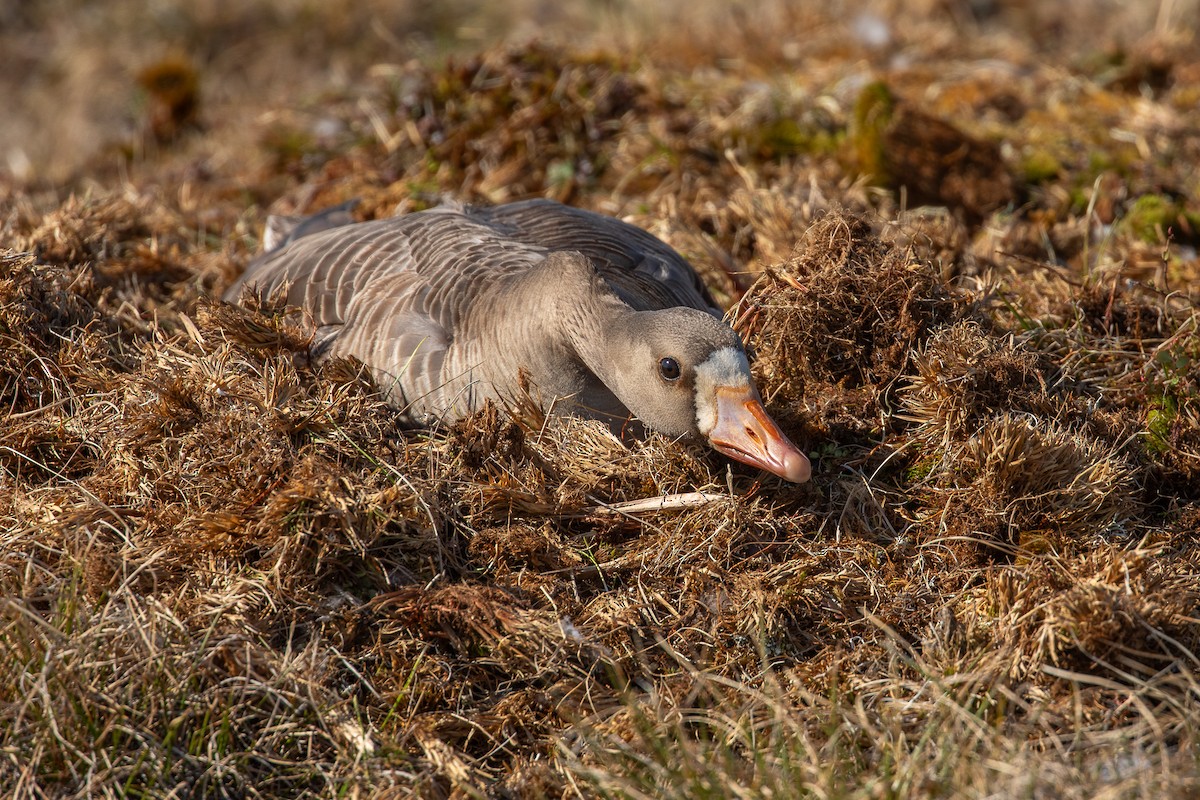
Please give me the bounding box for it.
[658,357,681,381]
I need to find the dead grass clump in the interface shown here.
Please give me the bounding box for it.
[1018,282,1200,504]
[562,616,1200,800]
[194,294,317,353]
[900,322,1138,546]
[444,393,733,535]
[362,582,619,777]
[883,207,975,279]
[469,521,583,574]
[885,105,1016,223]
[377,43,642,205]
[370,583,604,684]
[0,251,108,413]
[1075,281,1173,340]
[736,210,965,436]
[900,321,1054,451]
[25,194,190,281]
[975,540,1200,679]
[956,414,1134,543]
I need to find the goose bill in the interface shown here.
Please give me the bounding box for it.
[707,386,811,483]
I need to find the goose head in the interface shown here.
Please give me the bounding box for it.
[606,308,811,483]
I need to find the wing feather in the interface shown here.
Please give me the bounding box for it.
[475,199,719,314]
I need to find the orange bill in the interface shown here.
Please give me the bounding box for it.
[707,386,811,483]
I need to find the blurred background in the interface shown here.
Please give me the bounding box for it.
[2,0,1195,188]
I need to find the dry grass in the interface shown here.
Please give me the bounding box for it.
[3,1,1200,797]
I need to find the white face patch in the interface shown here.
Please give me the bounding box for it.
[693,347,751,434]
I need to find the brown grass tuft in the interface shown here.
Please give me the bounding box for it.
[900,321,1053,448]
[735,210,968,453]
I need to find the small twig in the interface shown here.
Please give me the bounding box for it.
[582,491,726,516]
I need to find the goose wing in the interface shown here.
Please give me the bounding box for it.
[224,207,546,413]
[474,199,720,315]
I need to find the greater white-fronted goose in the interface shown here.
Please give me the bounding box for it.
[224,199,811,483]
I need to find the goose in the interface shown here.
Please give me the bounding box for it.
[224,199,810,483]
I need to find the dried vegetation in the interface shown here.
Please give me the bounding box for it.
[2,1,1200,797]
